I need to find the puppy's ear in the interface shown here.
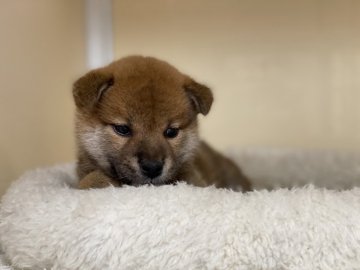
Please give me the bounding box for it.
[73,69,114,111]
[184,79,213,115]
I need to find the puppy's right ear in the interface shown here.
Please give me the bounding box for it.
[72,69,114,111]
[184,79,213,116]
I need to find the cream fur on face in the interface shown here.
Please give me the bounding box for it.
[80,126,108,168]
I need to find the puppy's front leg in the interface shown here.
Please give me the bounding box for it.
[78,170,121,189]
[185,170,209,187]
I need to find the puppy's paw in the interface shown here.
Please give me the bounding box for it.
[78,170,120,189]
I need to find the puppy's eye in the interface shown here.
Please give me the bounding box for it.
[164,127,179,139]
[112,124,132,137]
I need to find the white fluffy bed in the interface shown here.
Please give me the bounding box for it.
[1,149,360,269]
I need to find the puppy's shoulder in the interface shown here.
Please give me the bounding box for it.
[193,141,252,191]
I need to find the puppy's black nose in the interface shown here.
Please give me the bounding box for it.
[139,159,164,179]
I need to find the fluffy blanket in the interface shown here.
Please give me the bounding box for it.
[1,149,360,269]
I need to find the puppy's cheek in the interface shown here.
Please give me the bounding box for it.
[167,133,185,153]
[174,131,200,162]
[80,126,109,168]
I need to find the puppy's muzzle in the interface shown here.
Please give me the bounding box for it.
[138,158,164,179]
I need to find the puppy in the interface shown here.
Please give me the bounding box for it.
[73,56,251,191]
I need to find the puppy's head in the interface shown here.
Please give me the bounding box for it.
[73,56,213,185]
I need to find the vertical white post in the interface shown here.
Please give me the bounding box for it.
[85,0,114,69]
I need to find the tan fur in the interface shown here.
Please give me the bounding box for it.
[73,56,251,191]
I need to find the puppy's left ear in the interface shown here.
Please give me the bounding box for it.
[184,79,213,115]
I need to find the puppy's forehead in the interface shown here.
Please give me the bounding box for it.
[117,76,188,112]
[99,57,192,125]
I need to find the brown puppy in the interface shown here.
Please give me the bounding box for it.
[73,56,251,191]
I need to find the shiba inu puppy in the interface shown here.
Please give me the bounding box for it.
[73,56,251,191]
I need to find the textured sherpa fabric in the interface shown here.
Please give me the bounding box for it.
[1,150,360,270]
